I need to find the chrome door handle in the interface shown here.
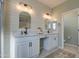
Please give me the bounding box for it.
[78,29,79,31]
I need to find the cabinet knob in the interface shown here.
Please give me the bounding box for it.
[54,38,56,40]
[29,42,32,47]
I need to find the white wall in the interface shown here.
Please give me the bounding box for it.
[9,0,49,33]
[3,0,10,57]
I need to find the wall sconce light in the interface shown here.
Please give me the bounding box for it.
[17,2,33,14]
[43,12,52,20]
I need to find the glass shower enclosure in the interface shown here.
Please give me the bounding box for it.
[63,10,78,45]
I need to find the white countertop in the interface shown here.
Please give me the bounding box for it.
[14,32,58,38]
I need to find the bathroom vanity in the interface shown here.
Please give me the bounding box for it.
[14,32,58,58]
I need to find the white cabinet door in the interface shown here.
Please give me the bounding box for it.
[15,36,40,58]
[15,37,29,58]
[15,42,29,58]
[44,34,58,51]
[47,35,54,50]
[52,35,58,48]
[44,34,54,51]
[28,36,40,57]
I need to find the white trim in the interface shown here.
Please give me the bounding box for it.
[58,15,64,49]
[65,43,78,47]
[77,9,79,45]
[1,1,4,57]
[10,32,15,58]
[62,8,79,16]
[61,15,64,49]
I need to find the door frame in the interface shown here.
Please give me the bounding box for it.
[0,0,4,58]
[61,8,79,48]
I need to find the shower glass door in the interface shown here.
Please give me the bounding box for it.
[63,10,78,45]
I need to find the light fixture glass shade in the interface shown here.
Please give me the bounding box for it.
[43,13,52,20]
[16,2,33,14]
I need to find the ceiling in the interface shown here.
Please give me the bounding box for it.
[37,0,67,8]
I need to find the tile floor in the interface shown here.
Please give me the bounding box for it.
[37,43,79,58]
[46,49,76,58]
[46,44,79,58]
[64,44,79,58]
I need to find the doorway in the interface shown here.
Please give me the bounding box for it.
[62,9,79,55]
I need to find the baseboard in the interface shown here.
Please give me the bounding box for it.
[65,43,78,47]
[31,54,39,58]
[3,55,10,58]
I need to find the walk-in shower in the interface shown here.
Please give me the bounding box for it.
[62,9,79,51]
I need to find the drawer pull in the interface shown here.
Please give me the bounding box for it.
[54,38,56,40]
[29,42,32,47]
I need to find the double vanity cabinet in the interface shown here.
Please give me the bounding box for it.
[15,33,58,58]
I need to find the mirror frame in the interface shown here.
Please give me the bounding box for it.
[19,11,31,29]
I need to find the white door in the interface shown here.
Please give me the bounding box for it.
[15,36,40,58]
[15,42,29,58]
[47,35,54,50]
[29,36,39,57]
[52,35,58,48]
[44,34,58,51]
[15,37,29,58]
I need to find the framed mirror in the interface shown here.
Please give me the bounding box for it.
[19,12,31,29]
[45,20,57,30]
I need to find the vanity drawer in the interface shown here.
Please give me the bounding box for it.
[16,37,29,43]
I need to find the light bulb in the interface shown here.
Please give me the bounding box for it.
[43,14,52,20]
